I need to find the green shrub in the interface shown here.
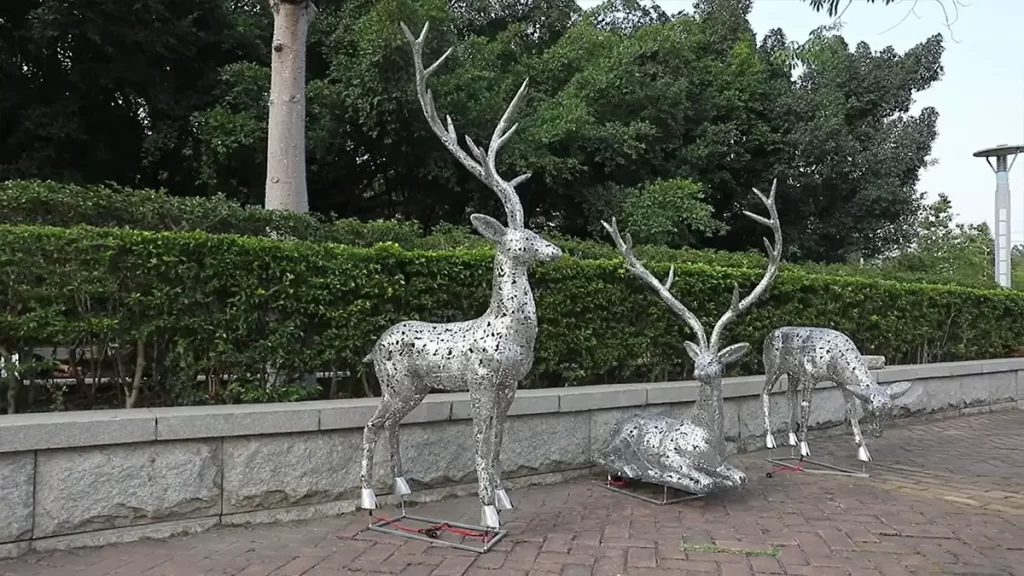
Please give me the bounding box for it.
[0,179,996,289]
[0,223,1020,411]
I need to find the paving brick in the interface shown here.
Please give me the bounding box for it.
[626,548,656,567]
[784,566,852,575]
[397,567,436,576]
[433,556,475,576]
[1,412,1023,576]
[657,559,717,571]
[719,562,753,576]
[748,556,784,573]
[270,554,330,575]
[819,528,858,551]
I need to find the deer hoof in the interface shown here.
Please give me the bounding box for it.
[787,431,798,446]
[360,488,378,510]
[857,444,872,462]
[393,477,412,497]
[765,432,777,449]
[495,488,514,510]
[799,441,810,457]
[481,505,501,529]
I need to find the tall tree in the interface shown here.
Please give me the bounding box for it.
[761,25,943,261]
[881,193,993,287]
[804,0,969,35]
[0,0,256,193]
[264,0,317,212]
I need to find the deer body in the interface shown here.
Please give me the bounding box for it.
[595,181,783,495]
[595,373,744,494]
[760,326,912,462]
[358,22,561,530]
[369,254,538,392]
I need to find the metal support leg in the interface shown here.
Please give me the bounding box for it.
[601,475,705,505]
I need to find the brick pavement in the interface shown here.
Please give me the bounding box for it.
[3,410,1024,576]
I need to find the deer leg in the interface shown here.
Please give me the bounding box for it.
[492,384,517,510]
[797,380,813,457]
[360,395,399,510]
[661,469,707,495]
[384,389,427,499]
[762,370,783,449]
[841,387,871,462]
[787,376,800,447]
[470,387,500,529]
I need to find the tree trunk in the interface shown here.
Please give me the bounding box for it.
[126,340,145,409]
[265,0,316,213]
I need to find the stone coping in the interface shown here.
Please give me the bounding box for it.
[0,357,1020,454]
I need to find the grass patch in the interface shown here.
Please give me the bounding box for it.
[679,542,781,557]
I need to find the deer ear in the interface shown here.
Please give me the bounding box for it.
[847,384,871,403]
[683,341,701,361]
[886,381,912,400]
[470,214,507,242]
[717,342,750,365]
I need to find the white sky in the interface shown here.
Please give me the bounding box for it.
[577,0,1024,240]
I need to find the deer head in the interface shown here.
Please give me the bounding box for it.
[603,180,783,387]
[401,22,562,266]
[849,379,912,437]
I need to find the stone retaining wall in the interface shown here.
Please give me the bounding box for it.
[1,358,1021,558]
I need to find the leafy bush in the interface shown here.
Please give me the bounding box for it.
[0,179,997,290]
[1,223,1020,412]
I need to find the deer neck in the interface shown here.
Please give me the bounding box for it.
[486,252,536,323]
[839,356,876,391]
[690,379,726,451]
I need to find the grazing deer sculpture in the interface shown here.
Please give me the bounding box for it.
[761,327,912,462]
[358,21,562,530]
[595,181,782,495]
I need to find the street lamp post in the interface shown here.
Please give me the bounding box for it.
[973,144,1024,288]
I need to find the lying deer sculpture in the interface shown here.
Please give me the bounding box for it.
[761,327,912,462]
[358,21,562,530]
[595,180,783,495]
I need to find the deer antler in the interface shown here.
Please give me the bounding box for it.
[707,179,783,352]
[602,218,708,350]
[400,21,529,229]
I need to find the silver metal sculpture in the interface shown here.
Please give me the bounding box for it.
[595,180,783,495]
[761,327,912,464]
[358,21,562,531]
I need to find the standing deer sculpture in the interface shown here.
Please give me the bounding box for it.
[761,327,912,462]
[358,21,562,530]
[595,181,782,495]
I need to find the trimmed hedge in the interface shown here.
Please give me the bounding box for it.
[0,179,995,288]
[1,223,1020,410]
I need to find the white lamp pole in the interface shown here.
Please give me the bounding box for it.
[974,144,1024,288]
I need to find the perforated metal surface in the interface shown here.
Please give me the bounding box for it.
[593,181,783,495]
[760,326,913,461]
[358,21,561,529]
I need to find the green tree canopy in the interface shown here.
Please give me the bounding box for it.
[0,0,946,262]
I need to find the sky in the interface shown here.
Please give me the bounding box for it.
[577,0,1024,241]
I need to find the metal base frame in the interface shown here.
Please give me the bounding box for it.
[601,475,705,505]
[366,503,507,554]
[766,448,869,479]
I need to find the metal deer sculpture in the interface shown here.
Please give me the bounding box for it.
[760,327,912,462]
[595,181,783,495]
[358,21,562,530]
